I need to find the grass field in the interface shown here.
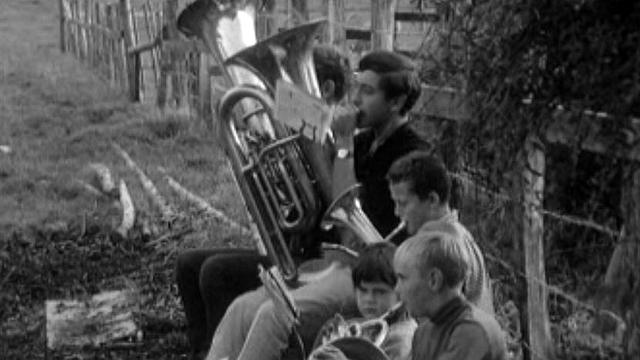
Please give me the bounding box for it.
[0,1,252,358]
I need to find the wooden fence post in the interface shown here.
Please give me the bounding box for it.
[71,0,80,57]
[94,1,103,74]
[115,4,126,88]
[79,0,87,60]
[322,0,345,50]
[598,167,640,356]
[522,135,553,360]
[141,2,160,87]
[291,0,308,26]
[120,0,139,101]
[197,53,212,123]
[371,0,397,51]
[256,0,276,40]
[624,169,640,357]
[59,0,67,52]
[158,0,178,109]
[84,0,93,67]
[105,5,116,86]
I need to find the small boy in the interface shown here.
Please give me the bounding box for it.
[310,242,416,360]
[394,233,507,360]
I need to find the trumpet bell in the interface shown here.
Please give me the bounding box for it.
[321,184,385,246]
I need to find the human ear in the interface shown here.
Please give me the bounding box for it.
[427,191,440,206]
[390,94,407,113]
[428,268,444,291]
[321,80,336,102]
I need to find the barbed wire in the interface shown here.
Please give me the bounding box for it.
[452,172,622,238]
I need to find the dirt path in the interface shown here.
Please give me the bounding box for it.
[0,1,249,358]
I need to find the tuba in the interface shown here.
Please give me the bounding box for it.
[179,0,388,285]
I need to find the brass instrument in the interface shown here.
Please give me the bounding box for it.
[318,315,389,348]
[321,184,408,258]
[179,0,340,285]
[310,303,409,360]
[182,0,394,286]
[321,184,385,245]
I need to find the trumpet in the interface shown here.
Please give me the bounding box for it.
[311,303,407,360]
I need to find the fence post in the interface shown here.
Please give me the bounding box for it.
[371,0,396,51]
[59,0,67,52]
[521,135,553,360]
[120,0,139,101]
[256,0,276,40]
[197,53,212,123]
[168,0,181,108]
[291,0,308,26]
[94,1,102,73]
[118,4,127,87]
[71,0,80,57]
[322,0,345,50]
[624,169,640,357]
[598,167,640,357]
[85,0,93,66]
[79,0,88,60]
[105,5,116,86]
[158,0,178,109]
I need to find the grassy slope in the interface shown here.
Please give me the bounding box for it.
[0,0,251,358]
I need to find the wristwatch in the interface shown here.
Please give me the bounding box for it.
[336,148,352,159]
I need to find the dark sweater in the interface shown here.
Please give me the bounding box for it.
[354,123,429,239]
[411,297,507,360]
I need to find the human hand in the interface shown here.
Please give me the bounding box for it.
[318,314,349,345]
[309,344,350,360]
[330,104,359,141]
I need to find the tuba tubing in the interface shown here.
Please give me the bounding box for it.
[216,19,336,285]
[218,85,308,283]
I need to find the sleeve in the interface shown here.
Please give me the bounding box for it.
[436,323,491,360]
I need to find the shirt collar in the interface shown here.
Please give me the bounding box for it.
[417,210,459,234]
[368,120,409,155]
[430,296,468,326]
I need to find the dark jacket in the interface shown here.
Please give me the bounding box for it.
[354,123,429,239]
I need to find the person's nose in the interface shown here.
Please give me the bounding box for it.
[352,89,362,107]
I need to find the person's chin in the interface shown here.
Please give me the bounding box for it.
[406,223,417,236]
[355,112,368,128]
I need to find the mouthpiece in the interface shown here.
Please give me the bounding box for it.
[383,221,406,242]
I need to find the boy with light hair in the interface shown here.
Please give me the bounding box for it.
[394,233,507,360]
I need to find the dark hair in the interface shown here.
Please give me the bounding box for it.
[386,151,451,203]
[357,50,422,116]
[352,242,397,288]
[313,44,351,102]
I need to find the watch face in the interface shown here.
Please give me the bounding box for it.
[337,148,350,159]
